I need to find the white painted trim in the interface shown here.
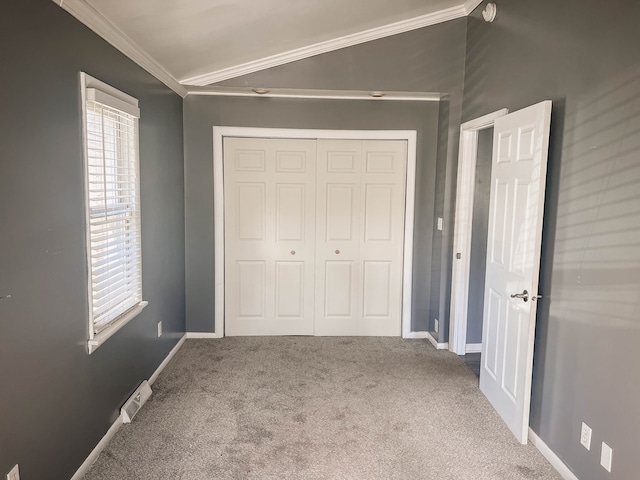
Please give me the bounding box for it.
[186,332,221,339]
[148,334,187,384]
[213,127,417,338]
[54,1,483,91]
[463,0,485,14]
[87,302,148,354]
[71,333,187,479]
[182,5,470,85]
[426,332,449,350]
[405,331,429,339]
[528,428,580,480]
[70,415,123,480]
[52,0,187,97]
[448,109,509,355]
[465,343,482,354]
[187,86,440,102]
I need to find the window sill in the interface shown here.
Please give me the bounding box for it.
[87,301,149,354]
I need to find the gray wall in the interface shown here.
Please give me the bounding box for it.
[0,2,186,479]
[463,1,640,478]
[210,19,468,337]
[184,96,439,332]
[466,127,492,344]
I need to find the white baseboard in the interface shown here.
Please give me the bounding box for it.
[426,332,449,350]
[405,331,429,339]
[186,332,221,339]
[149,334,187,384]
[528,428,580,480]
[71,333,187,480]
[465,343,482,353]
[70,416,123,480]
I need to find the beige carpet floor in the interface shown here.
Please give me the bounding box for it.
[83,337,562,479]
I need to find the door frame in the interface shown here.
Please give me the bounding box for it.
[448,109,508,355]
[213,126,418,338]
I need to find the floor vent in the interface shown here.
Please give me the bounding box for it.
[121,380,152,423]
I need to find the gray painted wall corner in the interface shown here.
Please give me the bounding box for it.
[1,2,186,478]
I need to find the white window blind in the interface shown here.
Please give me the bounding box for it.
[81,74,144,342]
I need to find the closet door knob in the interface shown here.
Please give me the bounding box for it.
[291,250,296,255]
[335,250,340,254]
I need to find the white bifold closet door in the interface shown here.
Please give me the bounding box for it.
[224,138,317,336]
[315,139,407,336]
[224,137,407,336]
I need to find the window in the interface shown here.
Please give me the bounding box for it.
[81,73,147,353]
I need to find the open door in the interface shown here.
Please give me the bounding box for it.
[479,101,552,443]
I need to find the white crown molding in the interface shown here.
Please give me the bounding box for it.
[180,4,471,86]
[54,0,484,90]
[463,0,485,14]
[187,86,441,102]
[52,0,188,97]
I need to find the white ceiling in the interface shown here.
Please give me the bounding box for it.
[60,0,482,90]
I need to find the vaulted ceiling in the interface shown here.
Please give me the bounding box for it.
[54,0,482,94]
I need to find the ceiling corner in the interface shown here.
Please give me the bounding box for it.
[55,0,188,97]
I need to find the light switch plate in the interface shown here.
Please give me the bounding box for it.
[580,422,592,450]
[600,442,612,472]
[6,464,20,480]
[157,321,162,337]
[434,318,439,332]
[437,217,443,231]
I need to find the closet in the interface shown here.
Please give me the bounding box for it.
[224,137,407,336]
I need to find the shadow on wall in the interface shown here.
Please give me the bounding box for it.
[533,68,640,454]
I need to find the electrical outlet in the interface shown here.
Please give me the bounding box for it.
[580,422,592,450]
[434,318,439,332]
[157,321,162,337]
[600,442,613,472]
[6,464,20,480]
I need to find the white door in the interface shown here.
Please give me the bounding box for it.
[224,138,316,335]
[315,139,407,336]
[480,101,552,443]
[225,137,407,337]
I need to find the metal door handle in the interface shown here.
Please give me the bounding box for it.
[291,250,296,255]
[510,290,529,302]
[335,250,340,254]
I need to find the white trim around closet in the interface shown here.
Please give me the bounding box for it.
[213,127,418,338]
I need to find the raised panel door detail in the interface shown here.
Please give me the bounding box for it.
[490,180,509,266]
[235,150,266,171]
[364,184,393,241]
[237,261,265,318]
[510,180,532,275]
[326,151,357,172]
[324,261,353,317]
[366,152,395,173]
[484,289,502,380]
[502,303,522,403]
[276,184,305,241]
[275,262,304,318]
[516,126,536,162]
[325,184,355,241]
[497,132,513,164]
[362,261,391,318]
[276,151,306,173]
[237,183,265,240]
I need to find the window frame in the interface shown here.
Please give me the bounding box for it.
[80,72,147,354]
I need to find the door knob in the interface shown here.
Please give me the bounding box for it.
[335,250,340,254]
[291,250,296,255]
[510,290,529,302]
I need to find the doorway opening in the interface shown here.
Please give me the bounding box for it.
[449,109,508,358]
